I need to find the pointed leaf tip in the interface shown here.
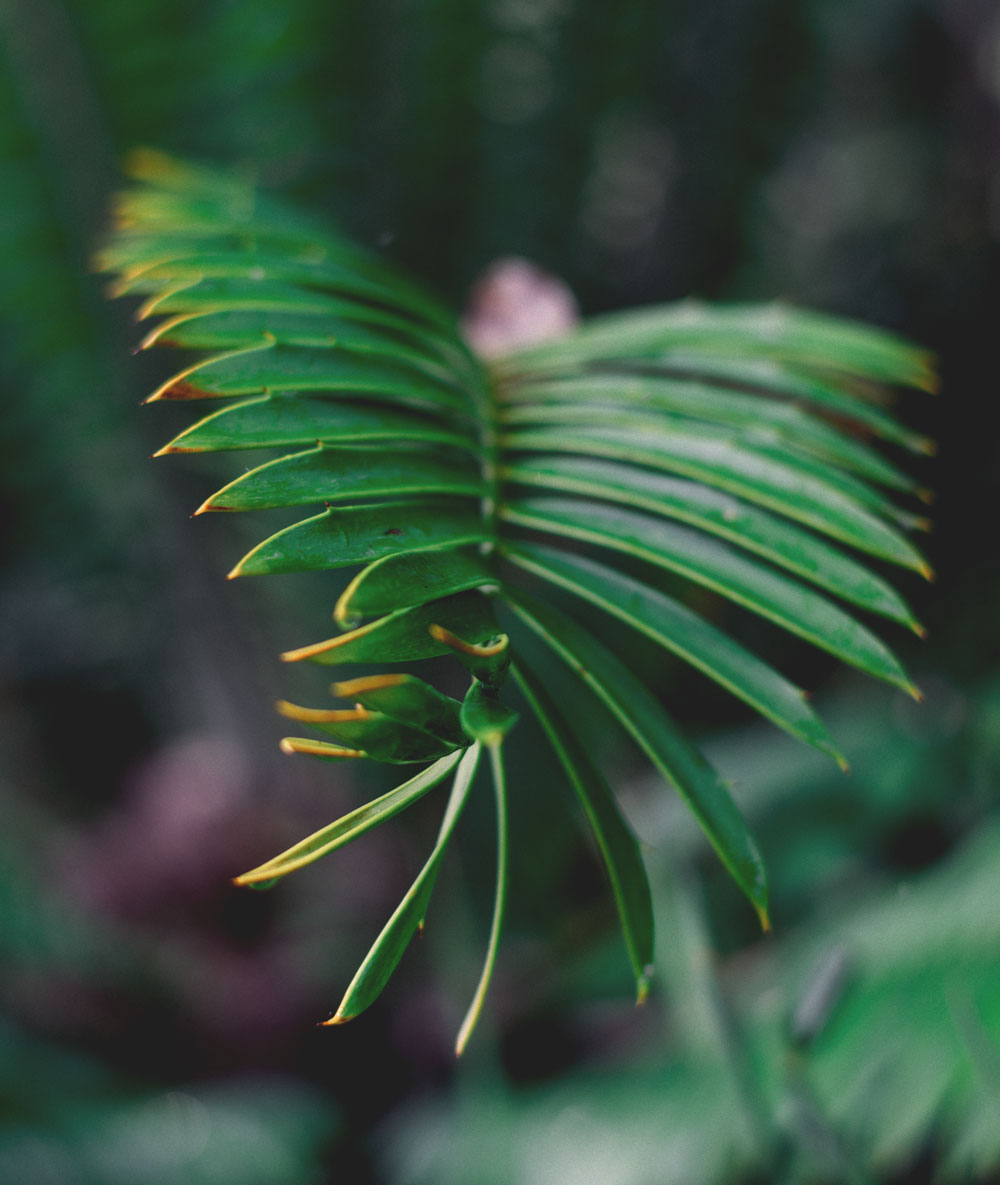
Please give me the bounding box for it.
[636,969,653,1005]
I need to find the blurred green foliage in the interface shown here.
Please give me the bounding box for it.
[1,0,998,1182]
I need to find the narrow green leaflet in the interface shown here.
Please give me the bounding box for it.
[329,742,482,1025]
[229,500,487,578]
[141,308,455,375]
[281,590,501,666]
[135,276,361,317]
[513,661,654,1000]
[332,673,466,748]
[336,548,496,625]
[150,342,471,418]
[503,424,929,571]
[455,743,509,1055]
[503,542,844,763]
[112,249,455,331]
[501,455,922,628]
[510,416,910,526]
[501,301,937,391]
[502,497,917,692]
[505,590,770,923]
[233,750,463,887]
[611,352,934,453]
[199,445,483,513]
[276,701,460,763]
[137,279,475,373]
[157,394,477,455]
[501,375,915,491]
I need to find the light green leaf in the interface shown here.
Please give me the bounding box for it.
[233,750,463,886]
[328,742,482,1025]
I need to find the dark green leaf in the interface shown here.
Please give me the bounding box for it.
[502,375,916,492]
[502,497,918,692]
[113,249,455,331]
[229,500,487,578]
[200,445,483,513]
[157,394,477,455]
[336,548,495,624]
[276,700,459,763]
[137,274,390,317]
[150,342,472,419]
[503,425,929,571]
[602,352,934,453]
[513,661,654,1000]
[331,673,466,748]
[141,307,454,375]
[460,682,519,746]
[501,301,937,391]
[503,542,845,762]
[506,590,770,923]
[501,456,922,628]
[281,590,501,666]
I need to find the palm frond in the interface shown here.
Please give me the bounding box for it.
[103,151,933,1048]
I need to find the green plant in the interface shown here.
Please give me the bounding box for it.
[101,151,933,1052]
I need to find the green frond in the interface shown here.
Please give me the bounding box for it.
[105,155,933,1046]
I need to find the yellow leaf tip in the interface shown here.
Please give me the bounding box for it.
[319,1012,350,1027]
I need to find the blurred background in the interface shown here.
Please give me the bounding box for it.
[2,1,999,1181]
